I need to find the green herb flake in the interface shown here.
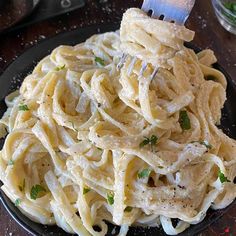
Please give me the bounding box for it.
[97,147,103,151]
[179,110,191,131]
[205,75,217,81]
[95,57,105,66]
[18,179,26,192]
[107,192,114,205]
[233,4,236,12]
[224,2,236,14]
[55,64,66,71]
[19,104,29,111]
[15,198,21,206]
[139,135,158,149]
[138,169,151,179]
[83,187,91,195]
[139,137,150,148]
[200,140,212,149]
[30,184,46,200]
[150,135,158,146]
[8,159,14,166]
[124,206,133,212]
[218,170,231,183]
[223,3,236,24]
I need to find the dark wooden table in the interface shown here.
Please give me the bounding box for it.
[0,0,236,235]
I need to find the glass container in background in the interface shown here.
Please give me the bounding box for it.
[212,0,236,35]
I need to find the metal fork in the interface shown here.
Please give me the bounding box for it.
[118,0,196,79]
[142,0,195,24]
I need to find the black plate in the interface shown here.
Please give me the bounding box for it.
[0,24,236,236]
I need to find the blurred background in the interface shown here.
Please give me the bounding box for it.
[0,0,235,235]
[0,0,235,76]
[0,0,235,79]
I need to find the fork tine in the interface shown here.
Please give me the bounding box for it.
[151,66,159,80]
[117,54,128,70]
[139,62,148,77]
[141,0,154,14]
[127,57,137,76]
[163,8,192,24]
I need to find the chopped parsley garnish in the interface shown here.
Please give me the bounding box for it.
[8,159,14,166]
[223,2,236,24]
[55,64,66,71]
[139,137,150,147]
[107,192,114,205]
[30,184,46,200]
[18,179,25,192]
[95,57,105,66]
[18,104,29,111]
[139,135,158,151]
[205,75,217,81]
[179,110,191,131]
[83,187,91,195]
[15,198,21,206]
[199,140,212,149]
[124,206,133,212]
[138,168,151,179]
[218,170,231,183]
[224,2,236,14]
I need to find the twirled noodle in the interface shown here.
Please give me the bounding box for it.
[0,7,236,236]
[120,8,195,69]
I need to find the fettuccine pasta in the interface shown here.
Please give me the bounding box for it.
[0,8,235,236]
